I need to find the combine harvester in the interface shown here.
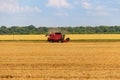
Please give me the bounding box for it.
[46,32,70,43]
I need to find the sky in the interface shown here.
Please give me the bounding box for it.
[0,0,120,27]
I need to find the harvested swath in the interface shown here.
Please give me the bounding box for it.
[0,42,120,80]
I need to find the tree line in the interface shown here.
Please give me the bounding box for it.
[0,25,120,34]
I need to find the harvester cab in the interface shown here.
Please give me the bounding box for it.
[46,32,70,43]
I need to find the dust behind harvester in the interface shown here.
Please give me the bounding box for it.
[46,32,70,43]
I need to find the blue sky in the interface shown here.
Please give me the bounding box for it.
[0,0,120,27]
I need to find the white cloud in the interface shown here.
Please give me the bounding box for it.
[56,12,69,16]
[114,0,120,4]
[79,0,120,16]
[96,6,106,10]
[73,1,79,5]
[95,6,119,12]
[88,11,109,16]
[110,8,119,11]
[0,0,41,13]
[46,0,72,8]
[81,0,92,9]
[95,12,109,16]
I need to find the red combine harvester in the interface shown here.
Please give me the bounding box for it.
[46,32,70,42]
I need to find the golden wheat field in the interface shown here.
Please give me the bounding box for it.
[0,42,120,80]
[1,34,120,40]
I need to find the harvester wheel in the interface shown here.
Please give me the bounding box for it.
[48,40,54,43]
[66,38,70,41]
[58,40,63,43]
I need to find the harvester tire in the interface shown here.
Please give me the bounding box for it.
[66,38,70,41]
[58,40,63,43]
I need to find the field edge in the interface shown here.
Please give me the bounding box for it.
[1,39,120,42]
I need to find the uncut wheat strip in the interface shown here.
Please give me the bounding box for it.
[66,34,120,40]
[0,35,46,40]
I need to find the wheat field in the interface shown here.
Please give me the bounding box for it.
[66,34,120,40]
[0,35,46,40]
[0,42,120,80]
[1,34,120,40]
